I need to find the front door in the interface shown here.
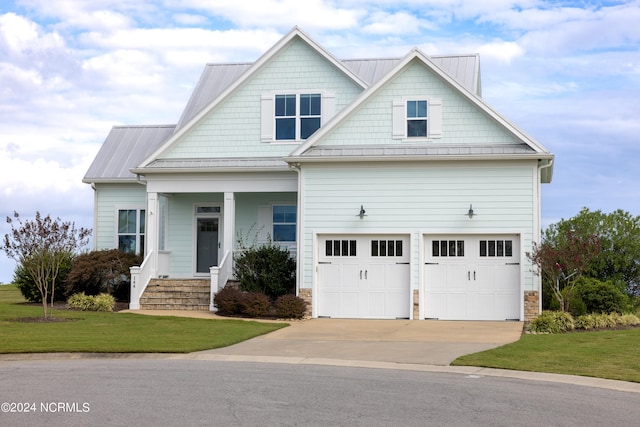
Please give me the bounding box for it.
[196,218,219,273]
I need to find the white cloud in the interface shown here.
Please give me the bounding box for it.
[362,10,436,35]
[170,0,364,30]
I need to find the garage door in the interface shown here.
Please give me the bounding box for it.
[317,235,410,319]
[424,235,520,320]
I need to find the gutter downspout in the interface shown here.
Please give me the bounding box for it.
[289,162,303,303]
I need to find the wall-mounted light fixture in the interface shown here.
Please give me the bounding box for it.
[467,204,475,219]
[358,205,366,219]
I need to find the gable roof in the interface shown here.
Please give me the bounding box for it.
[83,125,175,183]
[138,26,370,167]
[288,47,553,182]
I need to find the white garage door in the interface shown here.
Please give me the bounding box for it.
[424,235,520,321]
[317,235,410,319]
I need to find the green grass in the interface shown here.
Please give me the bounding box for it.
[452,329,640,383]
[0,285,287,353]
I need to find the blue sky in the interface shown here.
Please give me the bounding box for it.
[0,0,639,282]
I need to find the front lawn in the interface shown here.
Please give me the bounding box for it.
[452,328,640,383]
[0,285,287,353]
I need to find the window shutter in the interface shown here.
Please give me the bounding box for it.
[429,98,443,139]
[392,100,405,139]
[260,94,274,142]
[322,93,335,124]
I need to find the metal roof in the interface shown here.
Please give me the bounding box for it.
[173,55,481,133]
[85,52,487,181]
[174,63,252,131]
[137,157,289,172]
[342,54,480,95]
[83,125,175,182]
[296,143,539,160]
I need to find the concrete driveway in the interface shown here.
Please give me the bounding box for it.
[198,318,524,366]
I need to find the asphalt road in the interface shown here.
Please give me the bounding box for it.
[1,359,638,426]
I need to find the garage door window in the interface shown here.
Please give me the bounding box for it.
[325,239,357,257]
[479,240,513,257]
[371,240,403,257]
[432,240,464,257]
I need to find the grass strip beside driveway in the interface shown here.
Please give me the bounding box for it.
[0,285,287,354]
[452,329,640,383]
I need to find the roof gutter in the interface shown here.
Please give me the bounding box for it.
[285,153,555,164]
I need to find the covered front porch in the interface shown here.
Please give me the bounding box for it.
[128,168,298,311]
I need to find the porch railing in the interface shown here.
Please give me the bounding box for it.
[129,250,154,310]
[209,249,232,311]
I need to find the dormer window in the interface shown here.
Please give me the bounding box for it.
[261,92,334,143]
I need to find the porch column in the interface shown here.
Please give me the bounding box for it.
[146,192,159,275]
[223,192,235,262]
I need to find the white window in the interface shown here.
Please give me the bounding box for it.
[117,209,145,255]
[272,205,296,242]
[393,97,442,139]
[261,92,335,142]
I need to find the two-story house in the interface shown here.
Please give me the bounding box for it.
[83,27,554,321]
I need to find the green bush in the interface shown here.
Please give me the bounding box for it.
[242,292,271,317]
[274,294,308,319]
[94,293,116,312]
[548,287,586,317]
[13,256,72,303]
[528,311,575,334]
[233,242,296,299]
[67,292,115,312]
[65,249,142,302]
[213,286,245,315]
[574,277,630,314]
[67,292,95,310]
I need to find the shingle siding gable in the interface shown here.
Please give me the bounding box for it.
[313,60,519,147]
[162,39,363,159]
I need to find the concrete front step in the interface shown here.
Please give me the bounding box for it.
[139,303,210,311]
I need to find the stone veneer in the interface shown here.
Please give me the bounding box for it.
[413,290,420,320]
[298,288,312,318]
[524,290,540,321]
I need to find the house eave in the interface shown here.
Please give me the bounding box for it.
[286,153,554,163]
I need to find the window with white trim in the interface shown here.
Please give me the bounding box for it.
[406,100,427,137]
[261,92,335,142]
[392,97,442,139]
[117,209,145,255]
[272,205,296,242]
[275,93,321,140]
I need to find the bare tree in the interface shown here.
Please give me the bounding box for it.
[3,212,91,318]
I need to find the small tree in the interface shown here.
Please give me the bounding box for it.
[3,212,91,318]
[528,228,600,313]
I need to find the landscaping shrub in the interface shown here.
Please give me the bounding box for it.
[548,287,586,317]
[242,292,271,317]
[67,292,115,312]
[274,294,308,319]
[574,277,630,314]
[213,286,245,315]
[528,311,575,334]
[234,242,296,299]
[13,257,71,303]
[94,293,116,312]
[574,312,640,330]
[65,249,142,302]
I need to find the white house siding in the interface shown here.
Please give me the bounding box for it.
[162,39,363,159]
[93,183,146,251]
[315,61,519,147]
[300,161,538,316]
